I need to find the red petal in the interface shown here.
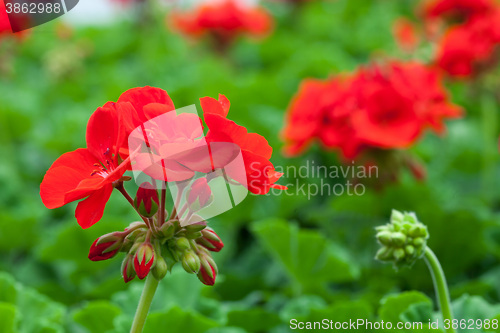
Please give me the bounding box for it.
[102,101,139,160]
[205,114,273,160]
[75,184,114,229]
[200,96,228,118]
[40,149,99,209]
[218,94,230,116]
[86,106,119,162]
[118,86,175,123]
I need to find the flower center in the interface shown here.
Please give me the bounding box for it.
[90,148,116,178]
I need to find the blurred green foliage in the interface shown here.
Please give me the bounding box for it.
[1,0,500,332]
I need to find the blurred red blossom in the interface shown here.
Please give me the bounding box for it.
[422,0,496,21]
[436,9,500,78]
[393,18,420,52]
[169,0,273,49]
[282,61,462,160]
[0,0,11,37]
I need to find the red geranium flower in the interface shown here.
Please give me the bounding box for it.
[422,0,496,21]
[282,61,462,159]
[201,94,286,194]
[436,10,500,78]
[0,1,11,37]
[393,18,420,52]
[169,0,273,48]
[282,76,361,158]
[40,86,175,228]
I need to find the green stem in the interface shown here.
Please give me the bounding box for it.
[130,275,160,333]
[424,247,455,333]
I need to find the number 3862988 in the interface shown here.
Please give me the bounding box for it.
[6,2,62,14]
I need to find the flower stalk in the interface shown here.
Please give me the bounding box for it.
[424,247,456,333]
[375,210,455,332]
[130,275,160,333]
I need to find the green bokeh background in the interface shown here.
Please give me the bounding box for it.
[1,0,500,332]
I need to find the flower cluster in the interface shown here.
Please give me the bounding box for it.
[375,210,429,268]
[436,9,500,78]
[40,86,285,284]
[422,0,496,22]
[89,218,224,285]
[169,0,273,49]
[282,61,462,160]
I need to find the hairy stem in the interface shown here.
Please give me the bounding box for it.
[130,275,159,333]
[424,247,455,333]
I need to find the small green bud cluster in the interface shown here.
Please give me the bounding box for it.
[375,210,429,268]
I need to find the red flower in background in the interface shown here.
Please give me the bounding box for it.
[282,61,462,159]
[436,9,500,78]
[282,77,361,158]
[393,18,420,52]
[0,1,11,37]
[170,0,273,48]
[201,94,286,194]
[422,0,496,21]
[0,0,32,39]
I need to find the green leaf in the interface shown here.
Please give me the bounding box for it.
[0,273,17,304]
[17,288,66,333]
[0,302,18,333]
[227,308,281,332]
[379,291,432,325]
[142,306,219,333]
[251,218,359,293]
[73,301,122,333]
[452,295,500,333]
[0,273,66,333]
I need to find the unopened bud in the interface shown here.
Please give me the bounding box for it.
[122,255,136,283]
[182,250,201,274]
[152,256,168,280]
[134,183,159,218]
[175,237,191,252]
[375,210,429,268]
[133,243,155,279]
[197,254,218,286]
[197,228,224,252]
[185,222,207,233]
[88,234,123,261]
[187,178,213,212]
[159,222,176,239]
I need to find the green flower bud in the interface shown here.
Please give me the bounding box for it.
[159,223,176,240]
[393,248,406,261]
[182,250,201,274]
[175,237,191,252]
[187,231,203,239]
[375,246,394,261]
[390,209,405,223]
[391,232,407,246]
[152,256,168,280]
[375,210,429,268]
